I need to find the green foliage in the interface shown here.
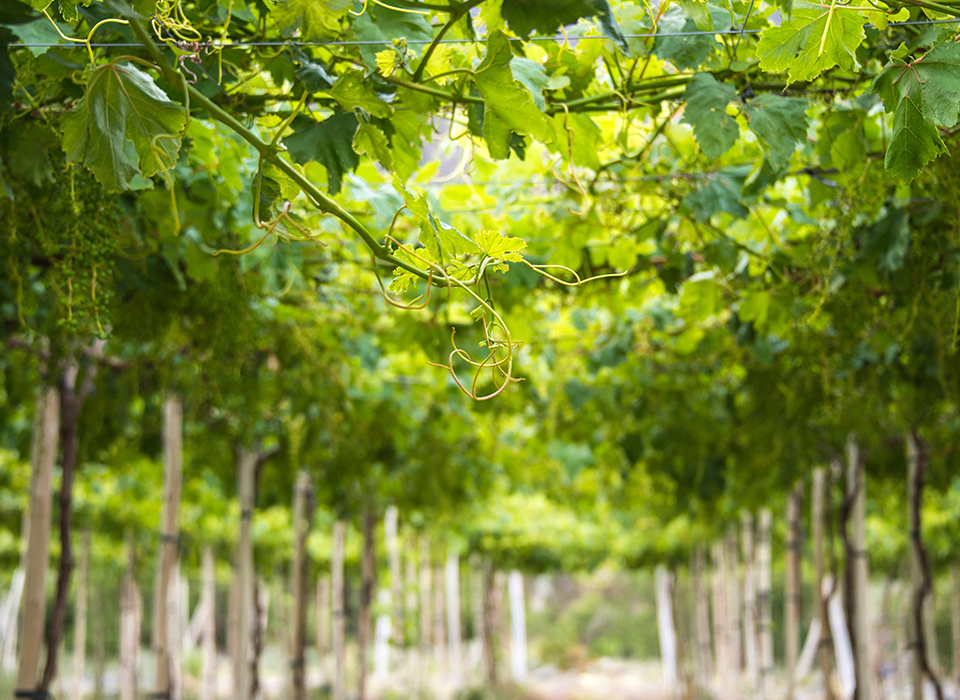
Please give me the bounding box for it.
[61,62,186,191]
[283,112,359,195]
[681,74,739,161]
[273,0,352,41]
[874,42,960,180]
[743,95,809,168]
[756,2,865,83]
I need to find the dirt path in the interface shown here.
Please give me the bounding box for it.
[524,659,674,700]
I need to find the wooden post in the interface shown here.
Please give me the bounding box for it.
[757,509,773,694]
[0,568,24,673]
[508,571,526,682]
[741,512,759,693]
[725,527,742,674]
[93,585,105,700]
[481,559,498,686]
[359,508,375,700]
[711,541,728,680]
[470,554,484,681]
[433,563,447,675]
[813,467,836,700]
[496,571,511,680]
[907,431,944,700]
[153,395,183,700]
[655,565,678,690]
[692,547,713,683]
[925,583,940,676]
[385,506,402,657]
[786,484,802,700]
[291,471,313,700]
[419,536,432,685]
[332,520,346,700]
[316,576,330,683]
[120,536,141,700]
[15,385,60,695]
[846,437,876,700]
[201,547,217,700]
[404,547,419,691]
[446,550,463,689]
[235,448,257,700]
[951,562,960,683]
[71,530,90,700]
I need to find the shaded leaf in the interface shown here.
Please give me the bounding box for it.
[0,28,13,116]
[743,94,809,168]
[654,6,719,69]
[681,74,739,161]
[683,171,748,221]
[500,0,627,50]
[282,112,359,195]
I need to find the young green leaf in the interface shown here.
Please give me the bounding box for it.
[352,122,394,172]
[681,74,739,162]
[743,95,810,168]
[756,2,865,83]
[473,31,556,149]
[476,229,527,265]
[61,62,187,192]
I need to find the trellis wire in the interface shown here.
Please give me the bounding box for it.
[8,18,960,48]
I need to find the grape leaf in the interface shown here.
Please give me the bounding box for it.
[273,0,351,41]
[475,229,526,264]
[548,112,602,170]
[756,3,865,83]
[392,176,478,262]
[874,42,960,128]
[654,6,719,70]
[510,57,569,111]
[291,46,335,92]
[683,171,749,221]
[681,74,739,162]
[883,81,944,182]
[743,95,810,168]
[500,0,627,51]
[352,122,394,171]
[282,112,359,195]
[473,31,555,149]
[873,42,960,180]
[61,62,187,192]
[0,1,35,24]
[327,71,392,118]
[482,107,512,160]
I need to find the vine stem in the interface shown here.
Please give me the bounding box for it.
[128,18,459,287]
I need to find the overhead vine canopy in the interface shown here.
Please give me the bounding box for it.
[3,0,960,397]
